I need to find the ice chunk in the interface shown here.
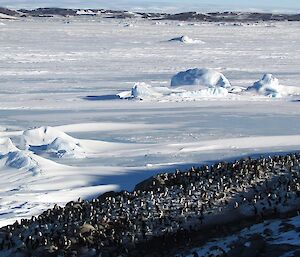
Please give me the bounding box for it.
[168,35,204,44]
[131,82,163,100]
[173,87,229,99]
[171,68,231,88]
[247,74,283,97]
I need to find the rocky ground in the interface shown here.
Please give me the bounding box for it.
[1,153,300,256]
[0,7,300,22]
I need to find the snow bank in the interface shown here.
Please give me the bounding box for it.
[23,126,86,158]
[3,151,40,173]
[171,68,231,88]
[23,126,74,146]
[173,87,229,99]
[47,137,86,158]
[0,138,18,155]
[168,35,203,44]
[0,137,40,173]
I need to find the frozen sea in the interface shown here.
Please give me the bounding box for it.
[0,17,300,226]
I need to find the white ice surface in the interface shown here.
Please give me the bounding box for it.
[0,18,300,226]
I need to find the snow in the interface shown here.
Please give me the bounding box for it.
[23,126,77,146]
[23,126,87,158]
[46,137,86,158]
[0,138,18,154]
[0,17,300,226]
[2,151,40,174]
[119,81,229,101]
[171,87,229,99]
[0,13,17,20]
[171,68,232,89]
[189,215,300,256]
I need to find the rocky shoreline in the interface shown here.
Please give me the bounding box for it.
[0,153,300,256]
[0,7,300,22]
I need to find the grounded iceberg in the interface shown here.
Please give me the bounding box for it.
[171,68,231,88]
[246,74,300,98]
[168,35,204,44]
[247,74,282,97]
[118,70,300,102]
[131,82,163,100]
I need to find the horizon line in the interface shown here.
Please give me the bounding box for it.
[1,6,300,15]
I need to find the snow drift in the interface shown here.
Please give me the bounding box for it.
[3,151,40,174]
[0,138,41,173]
[171,87,229,99]
[23,126,86,158]
[171,68,232,88]
[0,138,19,155]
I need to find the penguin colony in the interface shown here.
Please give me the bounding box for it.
[1,153,300,257]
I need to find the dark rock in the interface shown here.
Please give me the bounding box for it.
[0,7,20,16]
[18,8,77,17]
